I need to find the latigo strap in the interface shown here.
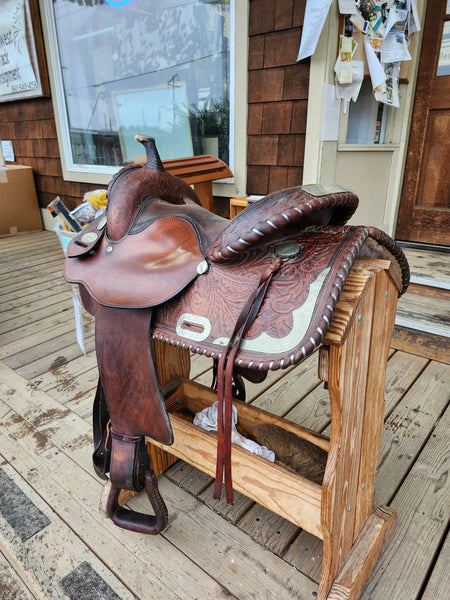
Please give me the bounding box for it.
[214,257,282,502]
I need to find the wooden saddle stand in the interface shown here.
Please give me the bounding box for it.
[65,135,409,600]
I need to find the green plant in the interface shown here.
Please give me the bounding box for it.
[190,98,229,136]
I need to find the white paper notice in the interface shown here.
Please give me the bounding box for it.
[338,0,357,13]
[364,36,386,90]
[72,286,86,355]
[338,35,353,84]
[321,83,341,141]
[335,60,364,112]
[408,0,421,34]
[381,29,412,63]
[375,62,400,107]
[351,61,365,101]
[1,140,14,161]
[297,0,333,61]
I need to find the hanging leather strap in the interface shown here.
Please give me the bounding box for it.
[92,377,111,479]
[214,257,282,502]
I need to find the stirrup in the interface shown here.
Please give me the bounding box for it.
[106,469,168,534]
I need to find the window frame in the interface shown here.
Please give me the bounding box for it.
[39,0,248,196]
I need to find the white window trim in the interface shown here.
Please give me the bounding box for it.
[39,0,248,197]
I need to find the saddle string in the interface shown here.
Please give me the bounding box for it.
[104,420,112,452]
[214,257,282,503]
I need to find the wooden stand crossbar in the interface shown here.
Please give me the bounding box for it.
[148,258,400,600]
[136,153,233,212]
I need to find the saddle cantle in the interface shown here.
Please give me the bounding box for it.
[64,135,409,534]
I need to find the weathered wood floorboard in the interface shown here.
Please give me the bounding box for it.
[374,361,450,506]
[361,404,449,600]
[420,529,450,600]
[0,289,70,323]
[0,321,82,361]
[0,551,38,600]
[0,251,64,278]
[0,298,74,334]
[0,460,140,600]
[12,335,96,379]
[283,355,449,583]
[0,280,69,310]
[1,230,448,600]
[0,367,317,599]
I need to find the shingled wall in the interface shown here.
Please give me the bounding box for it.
[247,0,309,196]
[0,98,101,212]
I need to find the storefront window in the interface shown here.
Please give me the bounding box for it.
[45,0,231,169]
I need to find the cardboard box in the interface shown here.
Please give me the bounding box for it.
[0,165,43,235]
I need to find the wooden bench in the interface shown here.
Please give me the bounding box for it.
[136,154,233,212]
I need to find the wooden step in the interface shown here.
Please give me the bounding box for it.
[393,248,449,362]
[393,294,449,363]
[396,246,450,336]
[402,247,450,292]
[395,292,450,338]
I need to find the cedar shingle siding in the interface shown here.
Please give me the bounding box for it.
[0,99,99,211]
[247,0,309,196]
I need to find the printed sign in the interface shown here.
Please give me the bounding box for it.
[0,0,38,97]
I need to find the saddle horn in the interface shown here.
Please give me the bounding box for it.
[135,134,165,171]
[106,133,201,241]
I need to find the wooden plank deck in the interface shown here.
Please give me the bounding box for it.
[0,230,448,600]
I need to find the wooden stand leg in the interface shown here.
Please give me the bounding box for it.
[193,181,213,212]
[327,506,397,600]
[318,268,399,599]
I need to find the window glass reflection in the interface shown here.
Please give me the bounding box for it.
[52,0,231,166]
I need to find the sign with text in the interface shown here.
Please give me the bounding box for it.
[0,0,45,101]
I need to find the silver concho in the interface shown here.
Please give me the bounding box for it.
[80,231,99,244]
[302,183,350,197]
[275,242,302,259]
[196,259,209,275]
[97,216,107,230]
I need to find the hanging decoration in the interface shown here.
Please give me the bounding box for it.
[342,0,420,107]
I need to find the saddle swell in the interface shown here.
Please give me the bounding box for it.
[106,135,201,241]
[64,135,409,533]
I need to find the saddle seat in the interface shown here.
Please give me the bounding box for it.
[64,135,409,535]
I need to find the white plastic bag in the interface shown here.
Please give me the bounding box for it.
[194,402,275,462]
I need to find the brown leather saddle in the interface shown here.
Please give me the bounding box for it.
[64,135,409,535]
